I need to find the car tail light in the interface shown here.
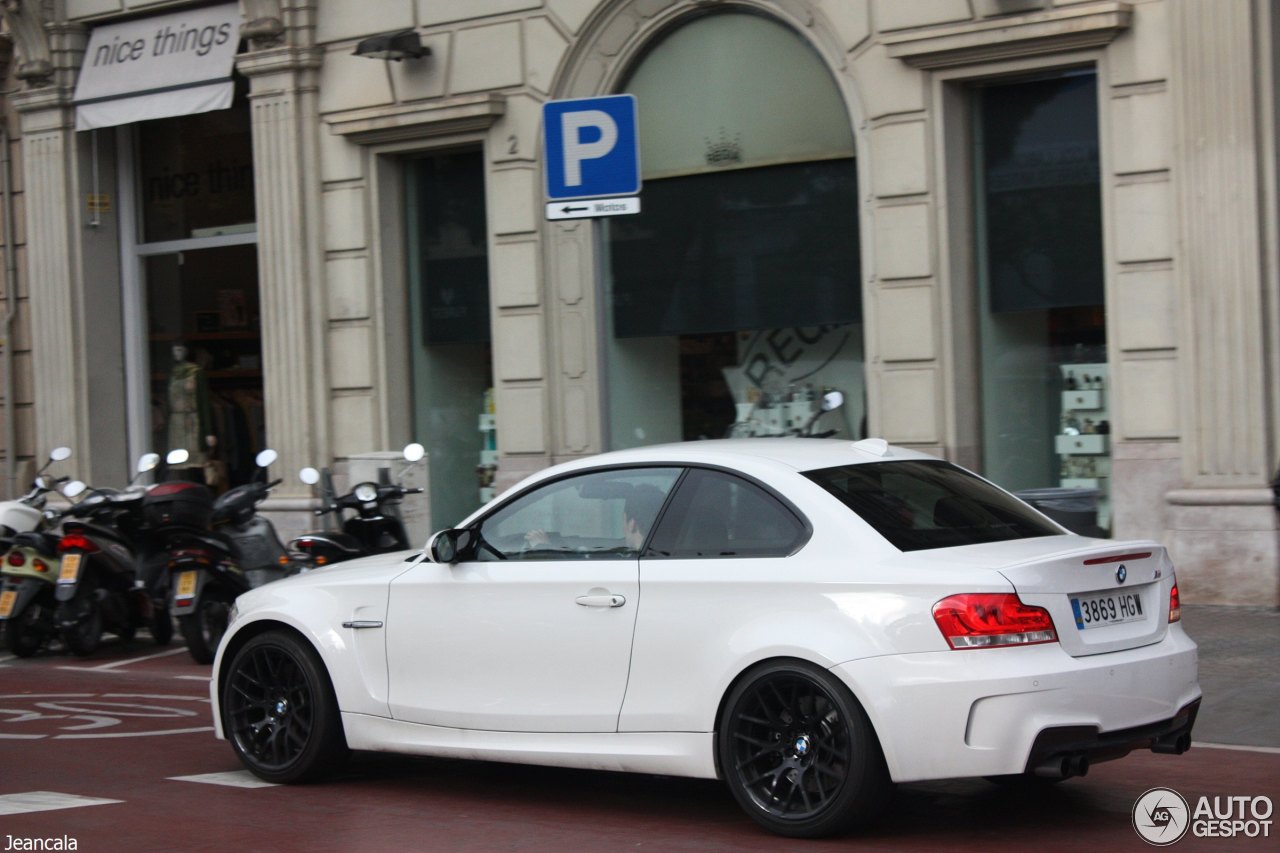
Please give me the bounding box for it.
[7,551,25,567]
[58,534,99,553]
[932,593,1058,649]
[1168,582,1181,623]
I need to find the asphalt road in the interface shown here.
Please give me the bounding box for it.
[0,604,1276,852]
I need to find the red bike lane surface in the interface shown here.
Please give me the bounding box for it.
[1,656,1277,852]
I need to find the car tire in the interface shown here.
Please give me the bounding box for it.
[222,630,349,784]
[717,659,891,838]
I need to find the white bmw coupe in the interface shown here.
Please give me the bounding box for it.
[211,438,1200,837]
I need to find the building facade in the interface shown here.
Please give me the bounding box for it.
[0,0,1276,604]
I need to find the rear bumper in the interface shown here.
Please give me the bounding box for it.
[1024,697,1198,778]
[830,625,1200,782]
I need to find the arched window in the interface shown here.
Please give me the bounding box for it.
[604,11,864,447]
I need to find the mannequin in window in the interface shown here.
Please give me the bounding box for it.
[168,342,214,477]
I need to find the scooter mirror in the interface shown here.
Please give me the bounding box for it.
[136,452,160,474]
[49,446,72,462]
[299,467,321,486]
[403,442,426,463]
[166,449,190,466]
[63,480,87,499]
[256,449,278,469]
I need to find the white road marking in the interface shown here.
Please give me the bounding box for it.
[57,646,193,672]
[0,791,123,815]
[56,725,214,739]
[1194,741,1280,755]
[174,675,212,682]
[169,770,279,788]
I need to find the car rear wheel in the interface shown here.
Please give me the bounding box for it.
[222,630,348,783]
[718,660,890,838]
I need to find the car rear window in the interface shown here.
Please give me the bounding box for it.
[804,460,1062,551]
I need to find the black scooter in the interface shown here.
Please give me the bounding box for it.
[290,443,425,566]
[54,451,180,656]
[159,449,303,663]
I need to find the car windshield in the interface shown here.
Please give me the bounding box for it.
[804,460,1062,551]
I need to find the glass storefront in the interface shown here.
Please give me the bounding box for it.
[972,71,1110,534]
[135,86,262,491]
[605,11,864,448]
[406,150,495,529]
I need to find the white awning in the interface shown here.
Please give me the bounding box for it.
[73,3,240,132]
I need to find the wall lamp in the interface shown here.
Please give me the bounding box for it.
[353,30,431,61]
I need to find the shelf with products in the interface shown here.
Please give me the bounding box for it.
[1057,362,1111,530]
[477,388,498,505]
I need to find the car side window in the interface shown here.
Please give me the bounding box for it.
[646,468,806,558]
[475,468,681,561]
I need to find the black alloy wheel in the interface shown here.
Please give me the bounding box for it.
[718,660,890,838]
[222,631,348,783]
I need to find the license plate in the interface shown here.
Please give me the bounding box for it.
[176,570,198,598]
[0,589,15,619]
[57,553,82,585]
[1071,589,1144,630]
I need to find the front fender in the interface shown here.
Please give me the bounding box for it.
[210,567,399,737]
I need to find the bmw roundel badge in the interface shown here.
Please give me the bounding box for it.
[1116,564,1127,584]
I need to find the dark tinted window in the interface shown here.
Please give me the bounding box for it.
[805,460,1061,552]
[647,468,807,558]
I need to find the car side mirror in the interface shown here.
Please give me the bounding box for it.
[427,528,476,564]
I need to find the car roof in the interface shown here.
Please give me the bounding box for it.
[541,438,940,478]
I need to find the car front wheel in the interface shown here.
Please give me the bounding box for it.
[222,630,348,783]
[717,660,891,838]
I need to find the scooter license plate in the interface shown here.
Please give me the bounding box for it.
[0,589,15,618]
[176,570,197,599]
[57,553,82,585]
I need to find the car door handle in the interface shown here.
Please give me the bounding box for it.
[575,593,626,608]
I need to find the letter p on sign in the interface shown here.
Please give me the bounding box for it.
[544,95,640,201]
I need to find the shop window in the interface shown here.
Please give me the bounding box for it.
[407,150,495,529]
[972,71,1110,534]
[604,11,863,448]
[138,88,262,490]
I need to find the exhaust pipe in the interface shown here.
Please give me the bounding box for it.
[1032,752,1090,779]
[1152,732,1192,755]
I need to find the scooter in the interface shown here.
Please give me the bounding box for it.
[290,443,426,566]
[159,449,304,664]
[725,388,846,438]
[53,451,180,656]
[0,448,74,656]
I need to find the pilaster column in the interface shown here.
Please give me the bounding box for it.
[236,45,328,497]
[13,86,86,467]
[1170,0,1272,486]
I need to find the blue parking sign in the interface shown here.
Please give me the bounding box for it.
[544,95,640,201]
